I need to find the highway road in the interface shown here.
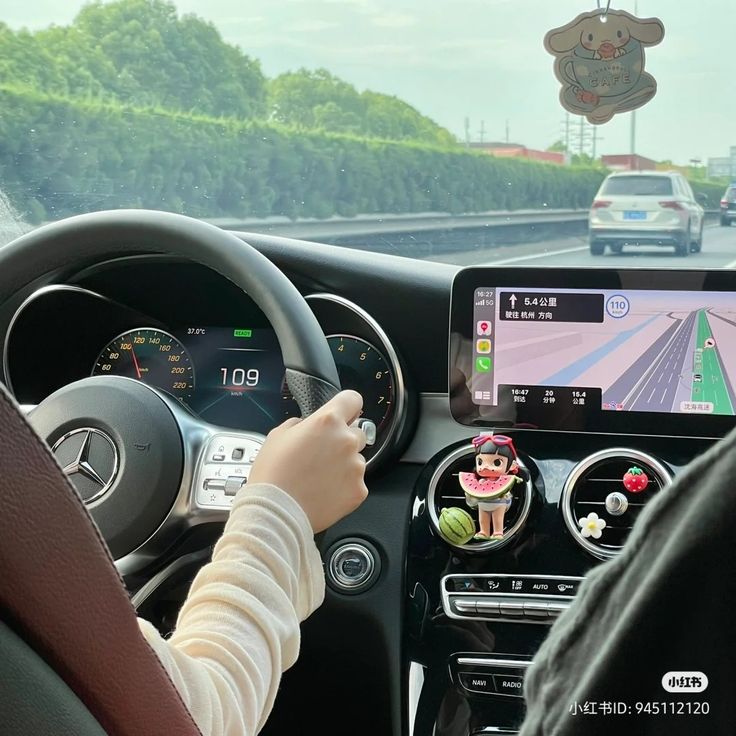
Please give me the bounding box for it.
[626,311,696,413]
[601,312,690,412]
[425,223,736,268]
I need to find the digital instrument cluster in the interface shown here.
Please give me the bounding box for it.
[90,325,398,441]
[4,274,410,467]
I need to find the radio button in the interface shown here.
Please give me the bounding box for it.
[493,674,524,698]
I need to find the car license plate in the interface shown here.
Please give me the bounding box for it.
[624,210,646,220]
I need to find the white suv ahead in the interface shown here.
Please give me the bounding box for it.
[589,171,705,257]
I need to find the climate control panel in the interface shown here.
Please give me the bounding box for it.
[442,574,583,625]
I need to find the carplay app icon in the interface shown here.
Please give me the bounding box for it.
[476,357,492,372]
[476,339,491,354]
[477,320,492,336]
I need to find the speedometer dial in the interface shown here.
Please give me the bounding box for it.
[92,328,195,401]
[327,335,395,442]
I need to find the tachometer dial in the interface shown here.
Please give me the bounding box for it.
[327,334,395,444]
[92,328,194,401]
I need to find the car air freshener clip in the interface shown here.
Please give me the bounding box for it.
[438,433,527,547]
[544,4,664,124]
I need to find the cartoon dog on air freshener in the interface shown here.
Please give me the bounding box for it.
[544,9,664,124]
[460,434,525,541]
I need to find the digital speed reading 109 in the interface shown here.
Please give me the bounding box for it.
[187,327,262,390]
[220,367,260,389]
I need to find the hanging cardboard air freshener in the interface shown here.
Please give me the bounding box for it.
[544,8,664,124]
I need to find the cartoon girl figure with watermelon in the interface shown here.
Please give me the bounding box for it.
[459,434,525,541]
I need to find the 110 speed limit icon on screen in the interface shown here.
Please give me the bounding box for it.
[606,295,630,319]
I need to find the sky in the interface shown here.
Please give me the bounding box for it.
[1,0,733,165]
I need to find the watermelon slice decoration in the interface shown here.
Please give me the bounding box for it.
[459,472,519,500]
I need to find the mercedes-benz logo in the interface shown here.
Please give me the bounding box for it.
[51,428,120,504]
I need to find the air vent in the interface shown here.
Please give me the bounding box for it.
[427,445,532,553]
[562,449,672,560]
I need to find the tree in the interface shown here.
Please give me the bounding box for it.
[267,68,455,146]
[1,1,267,119]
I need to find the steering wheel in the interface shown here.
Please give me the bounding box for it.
[0,209,343,572]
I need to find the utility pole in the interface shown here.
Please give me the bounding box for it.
[592,124,598,160]
[464,117,470,148]
[579,115,585,156]
[565,113,570,153]
[478,120,486,145]
[505,119,510,143]
[630,111,636,157]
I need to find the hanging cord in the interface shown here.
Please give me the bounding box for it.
[596,0,612,20]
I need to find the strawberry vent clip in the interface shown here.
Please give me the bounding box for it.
[622,466,649,493]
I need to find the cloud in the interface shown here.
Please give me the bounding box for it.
[372,12,415,29]
[284,18,339,32]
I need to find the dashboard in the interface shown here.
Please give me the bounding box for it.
[3,260,412,466]
[0,235,731,736]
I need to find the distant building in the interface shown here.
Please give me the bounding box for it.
[707,147,736,179]
[470,142,565,166]
[601,154,657,171]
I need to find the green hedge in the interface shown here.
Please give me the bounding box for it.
[0,86,609,223]
[690,180,727,209]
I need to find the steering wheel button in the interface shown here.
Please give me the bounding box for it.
[224,476,247,496]
[231,448,245,461]
[212,453,226,462]
[204,478,227,491]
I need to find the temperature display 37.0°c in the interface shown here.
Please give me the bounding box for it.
[92,328,195,401]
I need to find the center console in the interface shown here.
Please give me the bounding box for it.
[405,267,736,735]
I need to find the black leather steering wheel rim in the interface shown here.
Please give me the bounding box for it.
[0,209,340,414]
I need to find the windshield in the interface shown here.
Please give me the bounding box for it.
[601,176,673,197]
[1,1,734,267]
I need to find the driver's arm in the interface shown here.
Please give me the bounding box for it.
[137,391,368,736]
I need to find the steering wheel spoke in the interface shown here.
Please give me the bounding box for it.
[111,392,267,575]
[187,424,266,516]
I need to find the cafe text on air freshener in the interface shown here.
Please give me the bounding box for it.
[544,6,664,124]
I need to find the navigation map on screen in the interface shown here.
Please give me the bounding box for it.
[471,287,736,416]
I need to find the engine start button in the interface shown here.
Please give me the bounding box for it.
[326,540,381,594]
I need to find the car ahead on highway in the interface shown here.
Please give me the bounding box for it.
[588,171,705,257]
[720,184,736,227]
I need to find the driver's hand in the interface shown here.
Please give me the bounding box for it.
[248,390,368,532]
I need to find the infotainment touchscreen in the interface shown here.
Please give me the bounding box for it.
[450,268,736,437]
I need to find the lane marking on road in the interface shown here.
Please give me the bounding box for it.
[483,245,587,266]
[625,312,693,409]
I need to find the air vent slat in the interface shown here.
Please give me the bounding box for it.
[562,450,672,560]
